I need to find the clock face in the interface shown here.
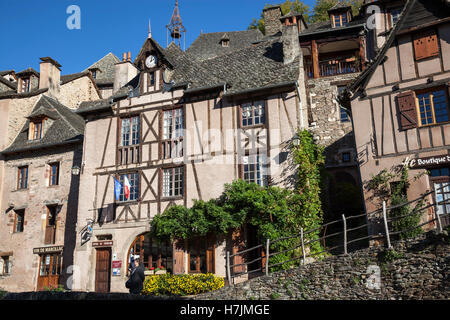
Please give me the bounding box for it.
[145,55,157,68]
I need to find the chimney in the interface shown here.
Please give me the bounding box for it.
[263,5,282,36]
[281,24,301,65]
[39,57,61,97]
[113,55,139,94]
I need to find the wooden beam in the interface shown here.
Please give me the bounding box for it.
[312,40,319,79]
[359,35,366,71]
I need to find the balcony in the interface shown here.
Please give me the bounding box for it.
[118,145,140,165]
[305,56,360,79]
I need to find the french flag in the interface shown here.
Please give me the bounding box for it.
[123,175,131,200]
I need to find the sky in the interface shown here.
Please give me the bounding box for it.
[0,0,316,75]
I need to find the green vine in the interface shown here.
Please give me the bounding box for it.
[366,165,424,240]
[150,129,325,271]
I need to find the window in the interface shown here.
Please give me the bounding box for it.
[340,107,350,122]
[128,234,173,274]
[333,13,348,27]
[162,167,184,198]
[242,154,269,187]
[30,120,44,140]
[430,168,450,217]
[91,70,97,79]
[342,152,351,163]
[121,116,140,147]
[45,206,57,245]
[241,101,265,127]
[14,210,25,233]
[17,166,28,189]
[1,256,11,275]
[21,78,30,93]
[416,89,449,126]
[49,162,59,186]
[39,254,62,277]
[188,236,215,274]
[162,108,184,159]
[149,72,155,86]
[390,8,402,27]
[413,29,440,61]
[118,172,139,202]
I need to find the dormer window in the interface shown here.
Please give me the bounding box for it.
[21,77,30,93]
[389,8,403,28]
[333,13,348,27]
[328,4,352,28]
[220,34,230,48]
[29,119,46,140]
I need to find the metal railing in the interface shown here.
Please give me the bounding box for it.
[225,186,450,285]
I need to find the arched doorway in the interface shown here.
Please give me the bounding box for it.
[127,234,173,275]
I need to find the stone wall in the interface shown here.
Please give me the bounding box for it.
[307,73,359,167]
[194,231,450,300]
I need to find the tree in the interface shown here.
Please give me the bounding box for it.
[249,0,364,33]
[311,0,363,23]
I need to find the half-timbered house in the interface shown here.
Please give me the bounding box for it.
[341,0,450,235]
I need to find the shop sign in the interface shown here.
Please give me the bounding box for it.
[92,241,113,248]
[405,155,450,169]
[33,245,64,254]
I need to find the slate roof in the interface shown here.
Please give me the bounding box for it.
[16,68,40,78]
[186,29,264,61]
[2,95,85,154]
[61,71,91,85]
[0,70,15,76]
[196,38,299,95]
[84,53,121,87]
[0,76,17,90]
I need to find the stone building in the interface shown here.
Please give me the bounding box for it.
[0,57,101,291]
[341,0,450,233]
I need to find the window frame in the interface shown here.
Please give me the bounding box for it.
[117,172,140,203]
[161,107,184,159]
[240,100,265,128]
[161,166,184,199]
[1,256,11,275]
[21,77,30,93]
[29,119,45,140]
[415,87,450,127]
[49,162,60,186]
[17,166,28,190]
[241,154,269,187]
[13,209,25,233]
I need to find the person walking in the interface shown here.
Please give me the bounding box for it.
[125,256,145,294]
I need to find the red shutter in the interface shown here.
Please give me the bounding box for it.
[413,30,439,60]
[397,91,418,130]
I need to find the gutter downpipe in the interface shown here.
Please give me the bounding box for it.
[295,80,304,129]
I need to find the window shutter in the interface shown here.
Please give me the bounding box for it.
[413,30,439,60]
[397,91,418,130]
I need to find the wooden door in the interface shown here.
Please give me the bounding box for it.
[37,254,61,291]
[173,240,185,274]
[95,248,111,293]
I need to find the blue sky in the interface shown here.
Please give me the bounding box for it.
[0,0,316,75]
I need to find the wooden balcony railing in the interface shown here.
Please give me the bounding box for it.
[319,57,359,77]
[118,145,140,165]
[161,139,183,159]
[304,56,360,79]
